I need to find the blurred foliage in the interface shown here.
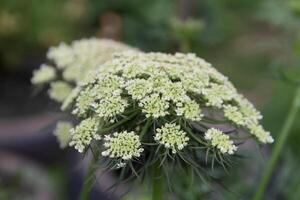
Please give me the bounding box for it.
[170,18,204,52]
[0,0,87,71]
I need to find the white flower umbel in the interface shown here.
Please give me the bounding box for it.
[47,43,74,69]
[155,123,189,153]
[102,131,143,160]
[176,99,203,121]
[69,118,101,153]
[125,78,153,100]
[31,64,56,84]
[46,38,137,84]
[36,51,274,173]
[72,87,95,117]
[223,105,246,126]
[202,83,237,108]
[54,121,73,149]
[204,128,237,154]
[237,95,263,125]
[247,123,274,144]
[70,52,273,149]
[93,96,128,122]
[48,81,73,102]
[32,38,137,111]
[139,93,170,118]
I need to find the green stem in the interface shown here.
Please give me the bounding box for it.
[152,163,163,200]
[180,39,191,53]
[253,86,300,200]
[80,150,99,200]
[180,121,207,145]
[140,118,152,139]
[99,111,138,134]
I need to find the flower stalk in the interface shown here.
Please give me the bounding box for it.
[253,86,300,200]
[80,150,100,200]
[152,163,163,200]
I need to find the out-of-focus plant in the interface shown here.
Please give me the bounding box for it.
[31,38,137,104]
[253,83,300,200]
[252,1,300,197]
[0,0,87,70]
[31,38,138,156]
[170,18,204,52]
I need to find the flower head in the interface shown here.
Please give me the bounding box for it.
[247,123,274,144]
[139,93,170,118]
[155,123,189,153]
[54,121,73,148]
[31,64,56,84]
[48,81,73,102]
[69,118,101,153]
[47,43,74,69]
[46,38,137,84]
[176,99,203,121]
[125,78,153,100]
[204,128,237,154]
[202,83,236,108]
[223,105,246,126]
[93,96,128,122]
[34,49,274,177]
[66,52,273,154]
[102,131,143,160]
[32,38,137,109]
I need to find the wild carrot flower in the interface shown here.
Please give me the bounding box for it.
[33,50,274,181]
[65,52,273,168]
[102,131,143,160]
[155,123,189,153]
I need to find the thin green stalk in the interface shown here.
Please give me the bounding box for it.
[140,118,152,139]
[80,150,100,200]
[180,39,191,53]
[253,86,300,200]
[152,162,164,200]
[99,111,138,134]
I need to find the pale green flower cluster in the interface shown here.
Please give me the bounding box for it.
[32,38,136,104]
[69,118,101,153]
[53,121,73,148]
[139,93,170,118]
[223,95,272,143]
[155,123,189,153]
[31,64,56,84]
[48,81,73,102]
[67,52,273,156]
[74,52,211,121]
[175,100,203,121]
[202,83,237,108]
[46,38,137,83]
[248,124,274,144]
[101,131,143,160]
[125,79,153,100]
[93,96,128,122]
[204,128,237,154]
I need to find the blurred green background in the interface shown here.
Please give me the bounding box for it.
[1,0,300,199]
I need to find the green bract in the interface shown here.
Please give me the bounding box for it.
[64,52,273,168]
